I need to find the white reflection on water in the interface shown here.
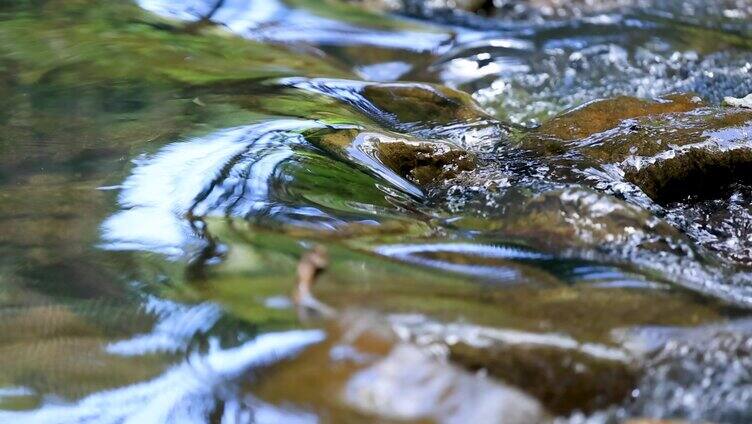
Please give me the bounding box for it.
[0,330,324,424]
[373,242,550,281]
[356,61,413,82]
[100,126,254,257]
[100,117,430,258]
[107,298,223,356]
[100,120,323,258]
[137,0,450,52]
[389,314,630,362]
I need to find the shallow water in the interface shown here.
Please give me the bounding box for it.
[2,0,752,422]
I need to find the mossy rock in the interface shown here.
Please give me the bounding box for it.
[523,94,752,204]
[532,93,705,142]
[374,138,475,185]
[361,82,494,127]
[517,93,752,266]
[304,127,476,188]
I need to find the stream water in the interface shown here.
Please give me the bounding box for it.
[2,1,752,423]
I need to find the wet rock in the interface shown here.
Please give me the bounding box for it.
[574,107,752,204]
[530,93,704,143]
[521,95,752,265]
[540,101,752,203]
[362,82,492,126]
[374,138,475,185]
[305,127,476,189]
[288,79,506,149]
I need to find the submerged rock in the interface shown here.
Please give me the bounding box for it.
[460,187,684,252]
[287,78,508,149]
[229,234,734,421]
[450,342,635,415]
[361,82,493,126]
[346,343,547,424]
[385,314,636,415]
[253,312,550,423]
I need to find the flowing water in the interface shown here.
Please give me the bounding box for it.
[2,0,752,422]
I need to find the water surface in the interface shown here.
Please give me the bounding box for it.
[2,0,752,422]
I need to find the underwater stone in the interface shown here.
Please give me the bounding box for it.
[449,342,636,415]
[345,343,548,424]
[253,313,550,423]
